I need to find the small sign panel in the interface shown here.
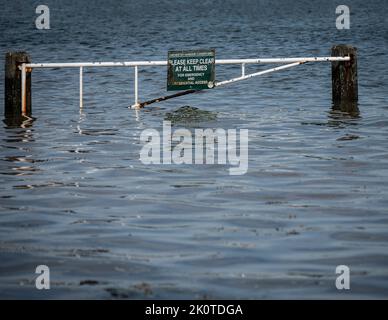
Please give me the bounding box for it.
[167,49,215,91]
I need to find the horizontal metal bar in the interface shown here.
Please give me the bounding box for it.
[217,56,350,64]
[24,56,350,69]
[25,61,166,68]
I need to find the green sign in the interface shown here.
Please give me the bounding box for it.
[167,49,215,91]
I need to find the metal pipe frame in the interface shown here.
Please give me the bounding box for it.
[20,56,350,112]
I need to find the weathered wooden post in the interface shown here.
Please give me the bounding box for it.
[4,52,32,118]
[331,45,358,114]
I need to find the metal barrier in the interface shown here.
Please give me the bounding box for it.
[19,56,350,113]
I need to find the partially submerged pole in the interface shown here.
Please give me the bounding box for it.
[4,52,32,118]
[132,89,198,109]
[331,45,358,114]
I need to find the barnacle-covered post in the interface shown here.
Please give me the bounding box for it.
[4,52,32,118]
[331,45,358,114]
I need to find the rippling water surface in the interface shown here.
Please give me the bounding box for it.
[1,0,388,299]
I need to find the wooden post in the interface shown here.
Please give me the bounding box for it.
[4,52,32,118]
[331,45,358,114]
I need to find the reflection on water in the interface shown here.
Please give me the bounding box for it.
[327,108,361,127]
[2,115,35,130]
[331,102,360,119]
[332,101,360,117]
[1,119,37,179]
[1,0,388,299]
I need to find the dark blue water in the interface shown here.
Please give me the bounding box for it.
[1,0,388,299]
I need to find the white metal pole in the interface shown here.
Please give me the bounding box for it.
[134,66,139,107]
[23,56,350,69]
[241,63,246,77]
[79,66,83,109]
[21,64,26,115]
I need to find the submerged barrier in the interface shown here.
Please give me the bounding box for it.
[4,45,358,120]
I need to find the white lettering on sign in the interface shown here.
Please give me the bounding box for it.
[169,58,214,66]
[167,49,215,90]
